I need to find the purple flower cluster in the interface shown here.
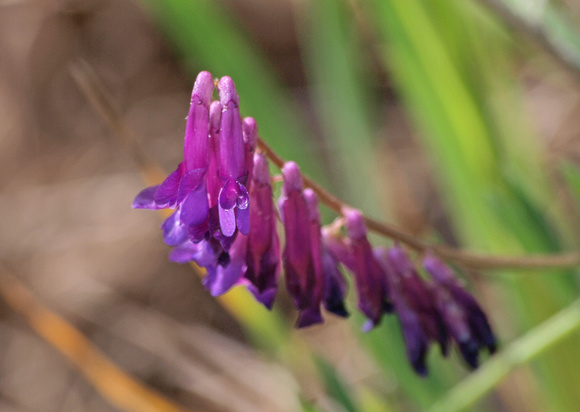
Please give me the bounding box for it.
[133,72,496,375]
[325,210,496,374]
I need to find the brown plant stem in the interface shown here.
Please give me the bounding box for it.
[257,137,580,270]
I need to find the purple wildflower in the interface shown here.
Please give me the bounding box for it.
[304,190,349,318]
[132,71,214,244]
[244,153,280,309]
[342,209,391,330]
[375,246,447,376]
[321,228,351,318]
[217,77,250,237]
[279,162,323,327]
[132,71,497,375]
[424,253,497,368]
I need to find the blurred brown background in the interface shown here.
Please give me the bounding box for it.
[1,1,579,411]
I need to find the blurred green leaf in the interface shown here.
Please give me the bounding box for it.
[300,0,384,215]
[315,356,359,412]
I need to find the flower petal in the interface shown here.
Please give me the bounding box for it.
[155,163,184,207]
[169,239,219,266]
[247,284,277,310]
[132,185,161,209]
[296,307,323,328]
[218,203,236,237]
[161,210,188,246]
[180,179,209,228]
[236,204,250,235]
[177,168,207,204]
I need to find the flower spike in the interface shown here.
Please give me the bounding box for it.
[132,71,498,376]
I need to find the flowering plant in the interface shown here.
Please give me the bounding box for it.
[133,71,496,375]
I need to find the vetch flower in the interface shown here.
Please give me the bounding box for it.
[132,71,498,375]
[132,71,214,244]
[244,153,280,309]
[424,253,497,368]
[217,77,250,237]
[304,189,349,319]
[342,208,391,330]
[376,246,447,375]
[279,162,324,327]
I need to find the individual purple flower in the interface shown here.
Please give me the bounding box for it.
[304,189,348,318]
[279,162,323,327]
[375,246,447,376]
[321,227,350,318]
[217,77,250,238]
[244,153,280,309]
[132,71,214,244]
[342,208,391,330]
[423,253,497,368]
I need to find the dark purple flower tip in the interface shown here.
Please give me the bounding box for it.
[423,253,497,367]
[132,185,161,209]
[383,247,448,356]
[281,162,303,195]
[242,117,257,150]
[296,307,324,328]
[217,76,239,107]
[322,249,349,318]
[248,284,277,310]
[343,208,367,240]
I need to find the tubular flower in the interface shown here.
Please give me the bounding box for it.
[424,254,497,368]
[217,77,250,237]
[342,209,391,330]
[132,72,497,376]
[304,190,349,319]
[375,246,448,376]
[132,71,214,244]
[279,162,323,327]
[244,153,280,309]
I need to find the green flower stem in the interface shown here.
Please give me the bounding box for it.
[429,298,580,412]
